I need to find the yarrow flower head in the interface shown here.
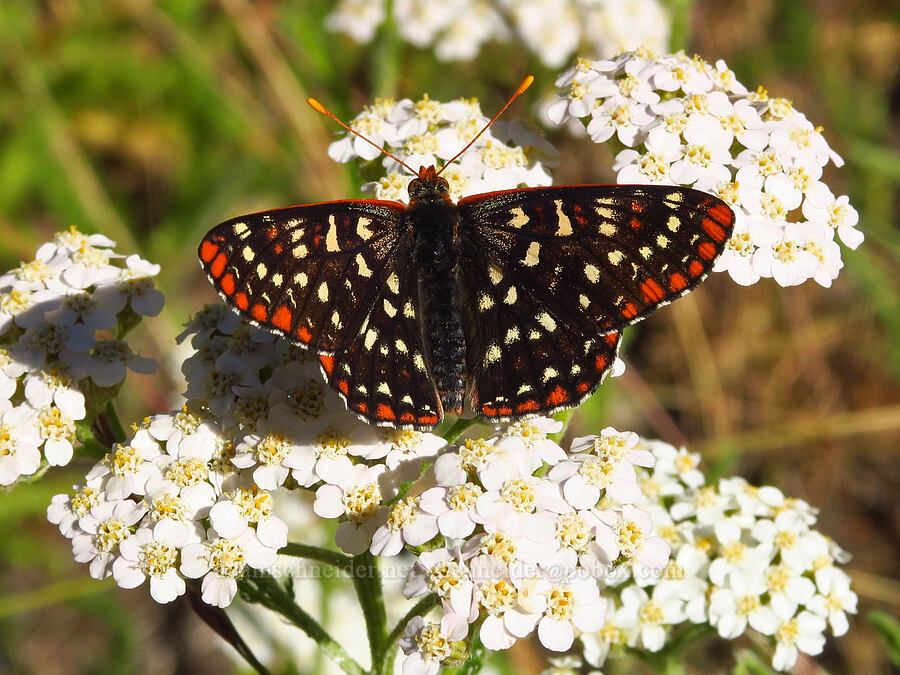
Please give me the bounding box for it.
[327,94,553,202]
[549,50,862,288]
[326,0,670,67]
[0,228,160,485]
[578,438,858,673]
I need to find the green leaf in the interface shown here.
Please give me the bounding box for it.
[868,610,900,666]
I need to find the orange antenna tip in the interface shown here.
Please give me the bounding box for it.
[307,97,328,114]
[516,75,535,96]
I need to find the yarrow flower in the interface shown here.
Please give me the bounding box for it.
[549,50,862,288]
[326,0,670,67]
[326,94,553,202]
[0,228,160,485]
[578,438,858,673]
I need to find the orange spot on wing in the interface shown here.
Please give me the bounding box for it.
[274,243,283,254]
[621,302,638,319]
[319,355,335,376]
[399,413,416,424]
[266,226,278,240]
[375,404,396,421]
[546,385,569,406]
[688,260,704,277]
[482,405,498,417]
[516,400,540,413]
[498,406,513,415]
[698,242,717,260]
[272,305,293,331]
[576,382,590,394]
[604,331,619,346]
[630,217,643,229]
[235,292,249,310]
[355,402,369,414]
[200,240,219,263]
[296,325,313,343]
[251,303,267,322]
[707,203,734,225]
[640,278,666,303]
[631,201,646,212]
[417,414,439,426]
[595,354,609,372]
[220,273,236,296]
[337,380,349,395]
[668,272,688,291]
[702,218,727,242]
[210,252,227,278]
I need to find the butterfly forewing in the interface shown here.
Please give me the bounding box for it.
[458,185,735,336]
[199,200,408,354]
[318,258,443,430]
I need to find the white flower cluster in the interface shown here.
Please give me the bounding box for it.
[398,425,670,673]
[549,50,862,288]
[578,440,858,672]
[327,95,553,202]
[326,0,670,67]
[0,228,161,485]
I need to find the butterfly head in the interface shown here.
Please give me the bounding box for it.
[408,165,451,203]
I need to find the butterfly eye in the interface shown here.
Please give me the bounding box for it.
[408,179,423,198]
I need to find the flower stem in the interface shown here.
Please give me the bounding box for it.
[351,550,387,666]
[280,542,354,570]
[239,571,365,675]
[104,401,128,443]
[441,417,480,444]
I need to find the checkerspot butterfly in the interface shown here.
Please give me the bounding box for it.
[199,78,735,430]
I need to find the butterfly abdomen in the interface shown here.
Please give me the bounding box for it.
[410,196,466,415]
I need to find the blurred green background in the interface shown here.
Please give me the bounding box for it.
[0,0,897,673]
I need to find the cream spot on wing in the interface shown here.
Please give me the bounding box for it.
[256,262,268,278]
[585,264,600,283]
[488,263,503,285]
[401,394,413,405]
[538,312,556,331]
[293,244,308,258]
[542,367,558,382]
[383,298,397,317]
[386,272,400,294]
[667,215,681,232]
[504,286,517,304]
[290,228,305,241]
[413,353,426,372]
[271,273,283,286]
[508,206,529,228]
[517,384,532,395]
[403,301,416,318]
[666,192,684,203]
[395,339,407,353]
[529,329,541,340]
[331,310,342,327]
[355,253,373,277]
[608,250,624,265]
[579,294,590,308]
[599,221,617,236]
[294,271,308,287]
[656,234,669,248]
[554,200,573,236]
[377,382,391,395]
[523,241,540,267]
[232,222,248,235]
[241,245,255,262]
[483,344,502,365]
[639,246,652,259]
[356,217,373,240]
[571,364,582,375]
[504,327,520,344]
[326,215,339,252]
[364,328,377,350]
[478,293,494,311]
[317,281,328,301]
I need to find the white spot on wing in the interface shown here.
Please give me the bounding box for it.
[508,206,529,228]
[585,264,600,283]
[326,215,339,252]
[355,253,373,277]
[523,241,540,267]
[554,200,573,236]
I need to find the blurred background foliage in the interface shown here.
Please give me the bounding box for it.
[0,0,897,673]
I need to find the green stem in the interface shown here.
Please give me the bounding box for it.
[351,551,387,666]
[665,0,695,52]
[104,401,128,443]
[441,417,479,444]
[240,572,365,675]
[371,0,400,98]
[549,407,576,445]
[378,593,439,673]
[280,542,354,570]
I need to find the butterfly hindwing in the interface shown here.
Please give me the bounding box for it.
[318,255,442,430]
[458,185,735,335]
[199,200,408,354]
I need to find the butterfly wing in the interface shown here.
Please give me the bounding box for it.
[456,184,733,422]
[457,185,734,335]
[199,200,408,354]
[317,253,443,430]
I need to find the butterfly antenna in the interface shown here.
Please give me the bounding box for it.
[436,75,534,177]
[307,97,420,177]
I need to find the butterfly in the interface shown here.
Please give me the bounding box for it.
[199,79,735,430]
